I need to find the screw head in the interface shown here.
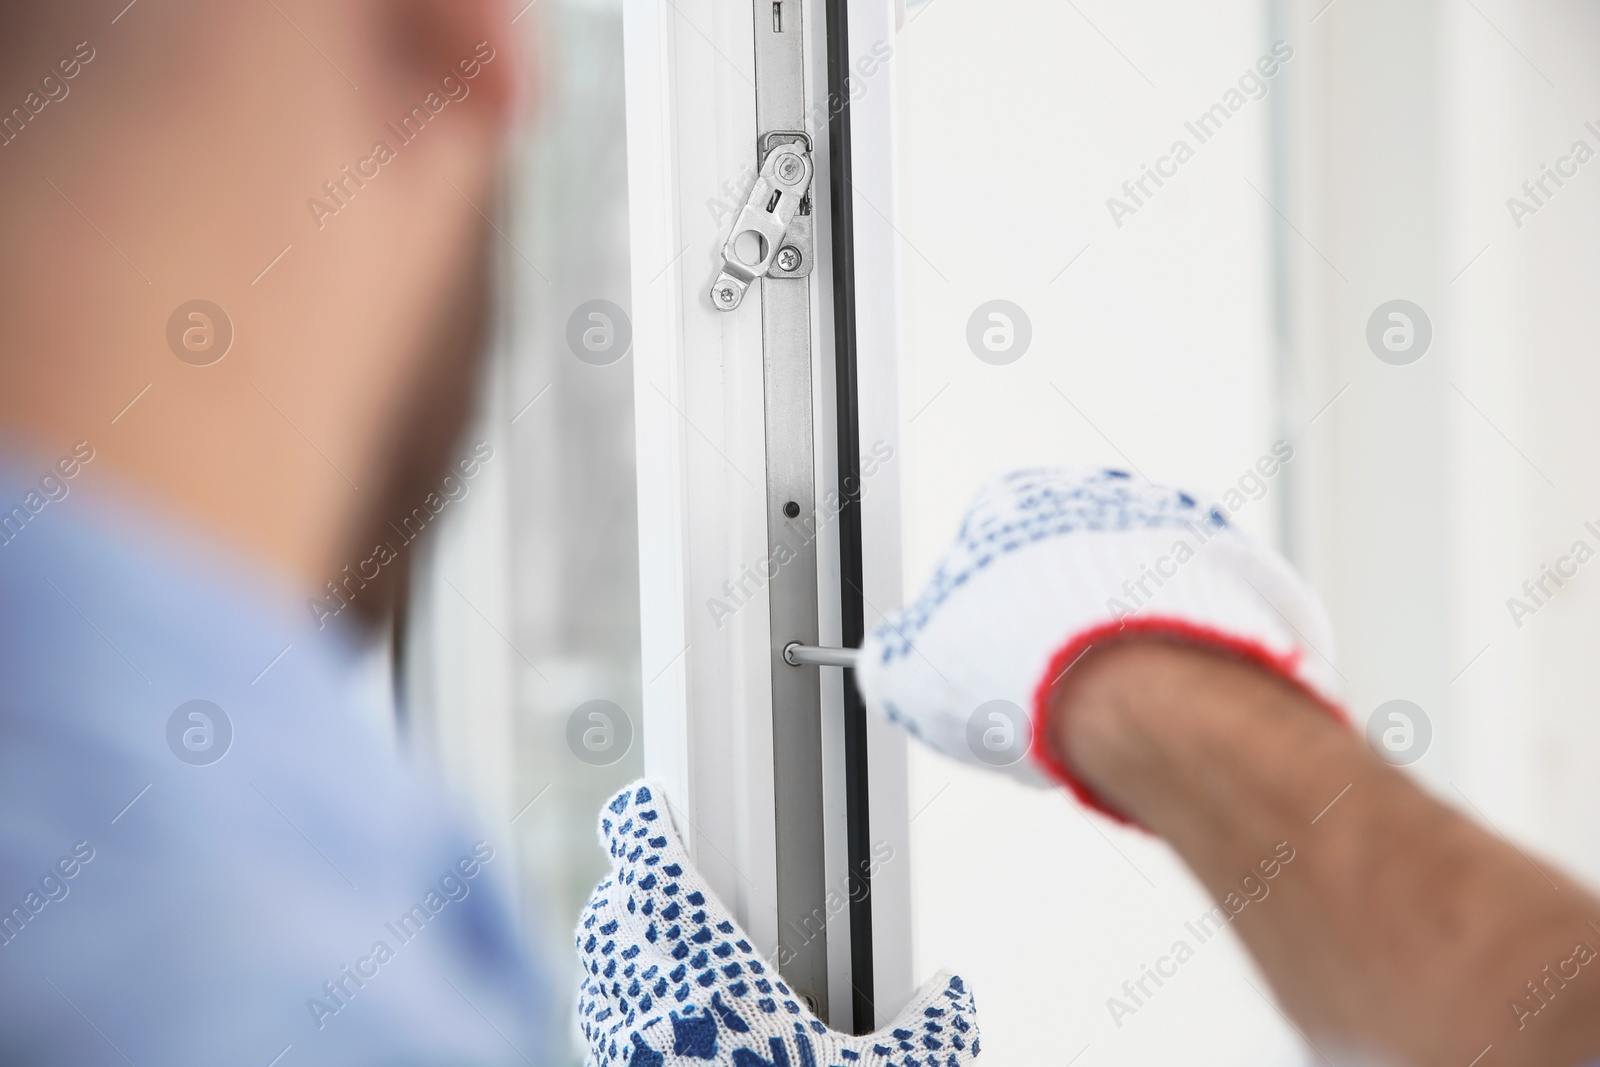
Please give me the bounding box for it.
[715,284,738,307]
[774,152,804,184]
[776,246,801,272]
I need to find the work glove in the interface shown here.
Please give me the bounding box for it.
[576,782,982,1067]
[853,466,1343,821]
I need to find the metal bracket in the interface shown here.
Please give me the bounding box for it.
[710,133,815,311]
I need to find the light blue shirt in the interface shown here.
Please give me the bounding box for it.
[0,463,553,1065]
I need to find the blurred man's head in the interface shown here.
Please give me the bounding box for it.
[0,0,523,624]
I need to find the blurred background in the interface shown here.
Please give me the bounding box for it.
[405,0,1600,1063]
[393,0,642,1058]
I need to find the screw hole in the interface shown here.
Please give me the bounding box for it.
[783,501,800,518]
[733,229,769,268]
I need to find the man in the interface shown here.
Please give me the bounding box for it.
[4,4,1598,1067]
[1,2,551,1063]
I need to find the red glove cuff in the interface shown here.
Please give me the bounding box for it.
[1028,616,1350,829]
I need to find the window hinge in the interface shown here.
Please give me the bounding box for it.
[710,132,814,311]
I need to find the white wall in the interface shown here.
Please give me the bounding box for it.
[1291,0,1600,876]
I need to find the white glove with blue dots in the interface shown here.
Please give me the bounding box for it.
[576,782,982,1067]
[853,467,1344,820]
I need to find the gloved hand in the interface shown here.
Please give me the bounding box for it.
[576,782,982,1067]
[853,467,1344,820]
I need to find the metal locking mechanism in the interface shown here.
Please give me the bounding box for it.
[710,133,814,311]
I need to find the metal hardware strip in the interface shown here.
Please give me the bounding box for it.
[751,0,829,1022]
[709,0,876,1029]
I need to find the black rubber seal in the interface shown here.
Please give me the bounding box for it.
[822,0,875,1035]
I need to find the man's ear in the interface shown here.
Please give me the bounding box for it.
[368,0,521,128]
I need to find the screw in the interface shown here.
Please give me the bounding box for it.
[774,153,804,184]
[776,247,801,272]
[715,285,738,307]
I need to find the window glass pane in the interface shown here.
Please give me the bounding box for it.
[403,5,638,1064]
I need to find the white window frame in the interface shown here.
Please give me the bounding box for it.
[622,0,914,1028]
